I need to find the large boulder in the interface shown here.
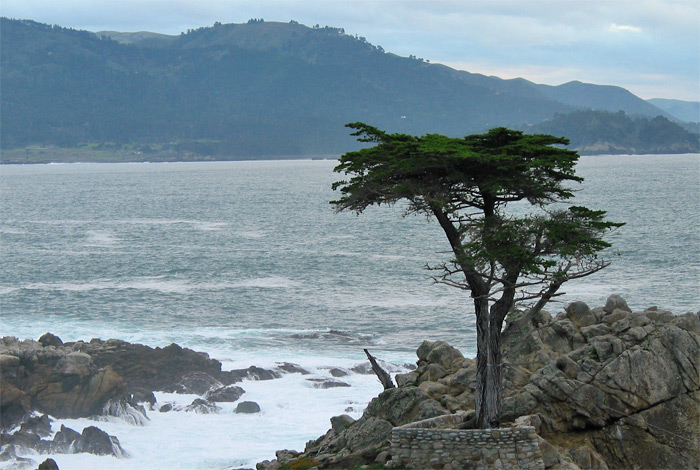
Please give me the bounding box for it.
[52,424,127,457]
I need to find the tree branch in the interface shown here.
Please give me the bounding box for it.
[364,349,395,390]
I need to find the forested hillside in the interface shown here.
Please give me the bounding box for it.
[1,18,696,159]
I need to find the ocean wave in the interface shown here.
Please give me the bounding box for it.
[85,229,120,246]
[7,276,300,294]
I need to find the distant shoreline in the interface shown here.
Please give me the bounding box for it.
[2,147,698,165]
[0,147,340,165]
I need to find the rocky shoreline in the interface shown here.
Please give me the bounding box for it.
[1,333,360,469]
[257,295,699,470]
[1,294,698,470]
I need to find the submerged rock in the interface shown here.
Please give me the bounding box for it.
[228,366,281,382]
[275,362,311,375]
[167,371,224,395]
[38,458,60,470]
[235,401,261,414]
[185,398,221,414]
[306,378,351,389]
[205,384,246,403]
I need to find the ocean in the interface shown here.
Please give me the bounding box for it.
[0,154,698,469]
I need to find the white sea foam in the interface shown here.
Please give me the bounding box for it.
[331,293,452,309]
[233,276,299,289]
[85,229,119,247]
[7,275,300,295]
[193,222,228,231]
[0,285,19,295]
[0,226,27,234]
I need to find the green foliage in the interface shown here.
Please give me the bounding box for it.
[333,124,584,214]
[280,457,320,469]
[587,347,600,361]
[333,122,622,307]
[527,110,699,154]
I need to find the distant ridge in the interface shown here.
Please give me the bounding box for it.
[1,18,696,159]
[647,98,700,123]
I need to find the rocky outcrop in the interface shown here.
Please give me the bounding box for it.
[0,332,375,468]
[258,296,700,470]
[66,338,242,395]
[0,334,258,465]
[0,337,129,425]
[498,301,700,470]
[0,419,127,468]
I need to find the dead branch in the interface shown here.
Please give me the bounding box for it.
[364,349,395,390]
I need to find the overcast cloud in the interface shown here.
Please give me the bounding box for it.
[2,0,698,101]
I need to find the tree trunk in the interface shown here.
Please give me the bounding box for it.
[483,321,502,427]
[473,296,493,428]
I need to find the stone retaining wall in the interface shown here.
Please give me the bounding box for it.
[391,413,544,470]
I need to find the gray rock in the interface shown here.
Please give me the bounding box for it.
[38,458,60,470]
[172,371,223,395]
[38,333,63,348]
[185,398,221,414]
[229,366,281,381]
[79,425,125,456]
[604,294,631,313]
[18,414,52,438]
[205,385,245,403]
[569,445,609,470]
[566,301,596,327]
[375,450,391,464]
[54,352,95,376]
[417,340,463,369]
[328,367,349,377]
[364,386,438,426]
[52,425,82,453]
[538,435,562,468]
[235,401,261,414]
[419,363,448,381]
[580,323,612,340]
[0,353,20,369]
[330,414,356,434]
[394,371,418,387]
[274,449,300,464]
[671,312,700,334]
[275,363,310,375]
[533,309,553,326]
[307,378,351,389]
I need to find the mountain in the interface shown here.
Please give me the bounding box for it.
[525,110,699,155]
[535,81,671,118]
[647,98,700,123]
[1,18,694,159]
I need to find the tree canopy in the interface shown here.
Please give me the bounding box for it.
[332,123,623,428]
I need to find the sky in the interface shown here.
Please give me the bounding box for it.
[2,0,699,101]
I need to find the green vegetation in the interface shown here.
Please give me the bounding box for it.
[2,17,695,161]
[332,124,622,428]
[280,457,320,469]
[526,110,699,154]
